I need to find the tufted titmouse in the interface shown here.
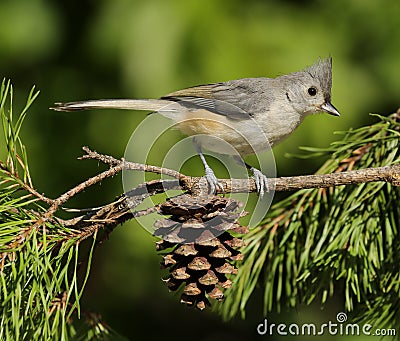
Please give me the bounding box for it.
[53,58,340,195]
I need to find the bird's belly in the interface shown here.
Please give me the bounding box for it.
[174,110,270,155]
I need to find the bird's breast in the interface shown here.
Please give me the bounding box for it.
[173,109,271,155]
[254,104,304,146]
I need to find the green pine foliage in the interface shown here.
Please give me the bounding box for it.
[220,111,400,329]
[0,80,118,340]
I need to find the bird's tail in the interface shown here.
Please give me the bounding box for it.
[51,99,173,112]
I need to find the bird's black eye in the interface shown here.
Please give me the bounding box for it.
[308,87,317,96]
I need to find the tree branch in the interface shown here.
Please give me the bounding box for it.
[33,145,399,235]
[80,146,400,194]
[47,147,399,236]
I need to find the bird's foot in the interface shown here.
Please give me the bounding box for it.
[204,165,224,195]
[251,167,269,197]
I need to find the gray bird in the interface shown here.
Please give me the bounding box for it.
[53,57,340,195]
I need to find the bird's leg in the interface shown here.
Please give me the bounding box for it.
[233,155,269,197]
[193,138,224,194]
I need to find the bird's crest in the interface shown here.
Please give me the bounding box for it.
[305,57,333,101]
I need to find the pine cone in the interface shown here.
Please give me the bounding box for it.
[154,194,248,310]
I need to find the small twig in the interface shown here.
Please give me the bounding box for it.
[81,146,186,180]
[48,164,124,215]
[0,162,54,205]
[80,146,121,166]
[59,179,179,229]
[30,163,125,232]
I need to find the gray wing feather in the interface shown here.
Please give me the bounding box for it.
[164,96,250,120]
[162,78,271,120]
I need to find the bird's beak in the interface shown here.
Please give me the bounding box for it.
[321,102,340,116]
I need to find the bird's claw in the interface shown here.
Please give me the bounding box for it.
[204,166,224,194]
[251,167,269,197]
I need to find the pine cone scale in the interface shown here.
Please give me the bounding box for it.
[154,195,247,310]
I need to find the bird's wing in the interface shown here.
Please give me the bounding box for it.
[161,81,261,120]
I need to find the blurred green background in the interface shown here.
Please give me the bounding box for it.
[1,0,399,339]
